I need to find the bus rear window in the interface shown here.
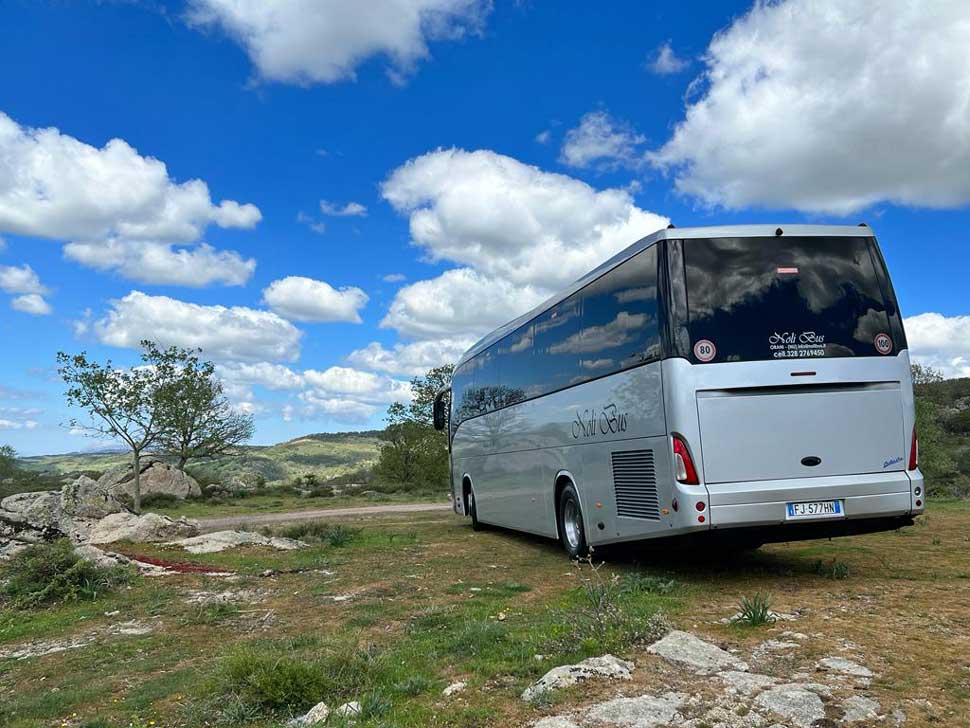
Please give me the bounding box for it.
[683,236,903,363]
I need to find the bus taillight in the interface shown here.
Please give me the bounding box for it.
[909,426,918,471]
[672,435,700,485]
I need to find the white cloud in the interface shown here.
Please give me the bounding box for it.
[0,112,261,242]
[296,211,326,234]
[187,0,492,85]
[647,42,689,75]
[905,312,970,379]
[215,361,305,391]
[651,0,970,214]
[0,264,48,295]
[347,338,471,376]
[304,365,412,403]
[63,239,255,287]
[381,267,546,340]
[535,130,551,145]
[11,293,52,316]
[559,111,646,170]
[381,148,668,291]
[297,393,377,424]
[382,273,406,283]
[93,291,303,362]
[319,200,367,217]
[262,276,368,323]
[0,408,39,430]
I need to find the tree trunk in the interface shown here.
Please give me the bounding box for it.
[132,450,142,514]
[177,455,188,471]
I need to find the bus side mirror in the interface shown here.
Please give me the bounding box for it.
[433,388,449,431]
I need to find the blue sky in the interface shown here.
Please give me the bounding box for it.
[1,0,968,456]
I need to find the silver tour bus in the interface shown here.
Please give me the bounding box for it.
[432,224,924,557]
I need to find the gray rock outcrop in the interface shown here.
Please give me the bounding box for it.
[97,460,201,500]
[521,654,634,701]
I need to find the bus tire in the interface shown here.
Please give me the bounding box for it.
[558,484,588,558]
[468,488,484,532]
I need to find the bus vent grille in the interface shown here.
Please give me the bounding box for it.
[611,449,660,520]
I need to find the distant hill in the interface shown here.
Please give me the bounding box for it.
[18,431,383,486]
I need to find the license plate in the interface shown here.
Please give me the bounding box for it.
[786,499,843,520]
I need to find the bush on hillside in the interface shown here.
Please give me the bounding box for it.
[1,540,132,608]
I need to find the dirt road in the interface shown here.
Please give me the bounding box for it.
[195,501,453,531]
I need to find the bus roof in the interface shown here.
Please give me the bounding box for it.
[456,223,877,367]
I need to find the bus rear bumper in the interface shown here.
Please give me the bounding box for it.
[707,470,921,530]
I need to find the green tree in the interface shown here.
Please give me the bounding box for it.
[912,363,945,386]
[57,349,172,513]
[0,444,17,478]
[375,364,453,490]
[147,342,254,470]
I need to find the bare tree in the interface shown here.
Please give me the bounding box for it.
[56,351,167,513]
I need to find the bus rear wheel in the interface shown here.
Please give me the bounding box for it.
[558,484,588,558]
[467,488,483,532]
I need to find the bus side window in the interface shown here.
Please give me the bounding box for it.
[533,294,583,395]
[578,246,661,376]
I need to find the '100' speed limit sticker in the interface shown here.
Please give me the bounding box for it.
[874,333,893,355]
[693,339,716,362]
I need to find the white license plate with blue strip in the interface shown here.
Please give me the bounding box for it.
[786,500,843,520]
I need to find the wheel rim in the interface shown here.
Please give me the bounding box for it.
[563,498,582,550]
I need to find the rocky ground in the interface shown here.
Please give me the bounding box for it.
[523,630,900,728]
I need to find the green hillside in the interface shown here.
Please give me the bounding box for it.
[18,431,382,487]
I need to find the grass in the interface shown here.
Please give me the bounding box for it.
[0,501,968,727]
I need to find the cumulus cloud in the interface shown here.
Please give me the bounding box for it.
[560,112,646,170]
[905,312,970,379]
[319,200,367,217]
[0,264,52,314]
[651,0,970,214]
[347,338,471,376]
[0,264,47,295]
[381,267,547,340]
[535,130,551,145]
[262,276,369,323]
[382,273,406,283]
[381,148,668,291]
[215,361,305,391]
[63,239,255,286]
[304,366,412,402]
[0,112,260,242]
[647,42,689,75]
[0,111,261,286]
[297,393,377,424]
[93,291,302,362]
[11,294,52,316]
[187,0,492,85]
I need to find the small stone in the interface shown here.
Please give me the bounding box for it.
[442,681,466,697]
[754,684,825,728]
[842,695,881,723]
[816,657,873,679]
[586,692,686,727]
[335,701,361,717]
[532,719,581,728]
[647,631,749,674]
[521,654,634,701]
[287,701,329,726]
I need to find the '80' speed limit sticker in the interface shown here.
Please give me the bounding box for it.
[693,339,717,362]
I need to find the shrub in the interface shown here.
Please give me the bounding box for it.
[0,540,132,608]
[140,492,179,509]
[814,558,850,580]
[276,521,360,547]
[732,592,776,627]
[619,573,678,596]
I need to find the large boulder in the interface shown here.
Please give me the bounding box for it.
[97,460,201,500]
[60,475,127,520]
[86,512,200,544]
[1,491,61,531]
